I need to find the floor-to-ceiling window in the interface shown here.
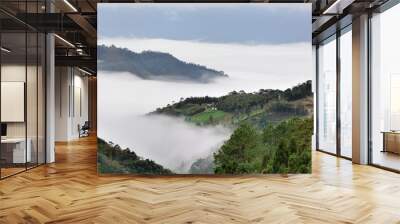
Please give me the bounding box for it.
[370,3,400,171]
[317,35,337,154]
[339,26,352,158]
[316,22,353,159]
[0,1,46,179]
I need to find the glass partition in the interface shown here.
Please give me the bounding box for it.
[317,35,337,154]
[0,31,28,177]
[0,3,46,179]
[27,31,38,169]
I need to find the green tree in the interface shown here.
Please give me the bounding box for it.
[262,123,275,145]
[288,138,297,154]
[214,123,258,174]
[98,138,173,175]
[272,140,289,173]
[208,115,214,124]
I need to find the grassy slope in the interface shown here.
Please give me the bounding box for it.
[174,96,313,130]
[188,109,226,124]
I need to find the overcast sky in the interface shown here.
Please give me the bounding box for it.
[98,3,311,45]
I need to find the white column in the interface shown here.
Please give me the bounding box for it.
[46,32,55,163]
[352,14,369,164]
[55,67,73,141]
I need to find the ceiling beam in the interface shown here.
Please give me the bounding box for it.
[55,55,96,71]
[323,0,356,14]
[12,13,83,32]
[66,14,96,47]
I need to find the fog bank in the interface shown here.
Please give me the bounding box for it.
[99,38,312,90]
[99,112,231,173]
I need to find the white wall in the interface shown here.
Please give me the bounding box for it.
[1,65,26,139]
[1,63,46,164]
[55,67,89,141]
[72,73,89,137]
[1,65,40,137]
[55,66,70,141]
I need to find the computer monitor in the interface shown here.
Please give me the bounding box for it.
[1,123,7,137]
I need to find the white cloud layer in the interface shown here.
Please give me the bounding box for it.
[99,37,312,90]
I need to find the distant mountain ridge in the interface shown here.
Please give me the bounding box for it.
[98,45,228,83]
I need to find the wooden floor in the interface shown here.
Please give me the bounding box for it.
[1,167,26,178]
[373,150,400,171]
[1,136,400,224]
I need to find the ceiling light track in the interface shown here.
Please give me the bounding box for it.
[54,34,76,48]
[78,67,93,76]
[63,0,78,12]
[1,47,11,53]
[323,0,355,15]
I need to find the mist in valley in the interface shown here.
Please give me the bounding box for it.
[98,39,312,173]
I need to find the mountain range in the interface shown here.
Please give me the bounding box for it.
[98,45,228,83]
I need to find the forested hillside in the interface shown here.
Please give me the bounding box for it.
[98,138,173,175]
[214,118,312,174]
[98,45,227,83]
[153,80,313,174]
[152,80,313,130]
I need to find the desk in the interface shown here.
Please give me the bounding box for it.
[1,138,31,164]
[382,131,400,154]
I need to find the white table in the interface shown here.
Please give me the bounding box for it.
[1,138,31,163]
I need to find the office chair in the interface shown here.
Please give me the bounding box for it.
[79,121,90,138]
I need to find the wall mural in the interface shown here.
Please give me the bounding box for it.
[97,3,313,175]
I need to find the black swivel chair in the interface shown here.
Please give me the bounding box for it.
[79,121,90,138]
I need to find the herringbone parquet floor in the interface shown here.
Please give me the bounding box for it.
[1,135,400,224]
